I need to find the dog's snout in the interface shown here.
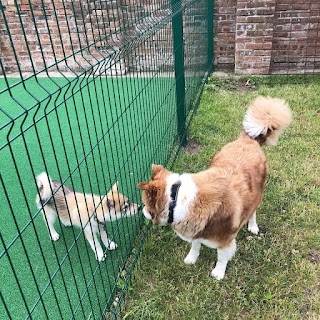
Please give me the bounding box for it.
[137,204,142,210]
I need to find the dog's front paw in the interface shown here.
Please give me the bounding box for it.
[97,251,106,262]
[108,241,118,250]
[184,254,198,265]
[248,224,259,235]
[211,267,225,280]
[50,231,60,241]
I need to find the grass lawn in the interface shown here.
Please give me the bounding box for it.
[122,75,320,319]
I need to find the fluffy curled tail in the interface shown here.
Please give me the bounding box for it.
[243,96,292,145]
[36,172,53,206]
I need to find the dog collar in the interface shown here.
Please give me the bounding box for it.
[168,182,181,224]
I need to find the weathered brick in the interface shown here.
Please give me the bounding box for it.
[0,0,319,75]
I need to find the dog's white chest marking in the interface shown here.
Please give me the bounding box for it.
[166,173,198,223]
[167,173,199,242]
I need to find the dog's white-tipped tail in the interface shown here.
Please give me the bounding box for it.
[36,172,53,200]
[243,96,292,145]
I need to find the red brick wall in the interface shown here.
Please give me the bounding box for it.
[1,0,319,75]
[215,0,320,74]
[235,0,276,74]
[0,0,124,75]
[271,0,320,74]
[214,0,237,71]
[0,0,208,75]
[121,0,175,72]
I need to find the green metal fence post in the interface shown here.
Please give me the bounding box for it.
[208,0,214,72]
[172,0,187,147]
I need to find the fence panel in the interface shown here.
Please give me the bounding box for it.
[0,0,213,319]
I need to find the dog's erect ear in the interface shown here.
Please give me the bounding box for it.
[138,182,149,191]
[107,181,119,198]
[111,181,119,192]
[152,164,163,173]
[151,164,166,180]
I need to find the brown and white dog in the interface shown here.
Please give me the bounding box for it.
[138,96,292,280]
[36,173,141,261]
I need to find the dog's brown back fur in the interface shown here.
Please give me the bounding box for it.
[170,132,266,248]
[139,96,292,249]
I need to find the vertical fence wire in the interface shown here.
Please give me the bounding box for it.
[0,0,212,319]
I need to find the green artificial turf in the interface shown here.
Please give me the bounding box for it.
[0,75,177,319]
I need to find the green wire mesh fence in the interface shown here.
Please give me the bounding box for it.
[0,0,213,319]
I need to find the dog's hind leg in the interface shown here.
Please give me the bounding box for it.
[42,207,60,241]
[84,227,105,262]
[211,239,236,280]
[248,211,259,235]
[98,225,118,251]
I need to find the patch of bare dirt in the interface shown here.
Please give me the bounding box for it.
[206,74,257,92]
[307,249,320,264]
[220,79,257,92]
[184,139,202,154]
[234,79,257,92]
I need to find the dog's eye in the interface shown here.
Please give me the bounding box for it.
[122,203,130,211]
[125,200,131,208]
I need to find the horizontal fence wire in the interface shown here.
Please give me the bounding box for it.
[0,0,212,319]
